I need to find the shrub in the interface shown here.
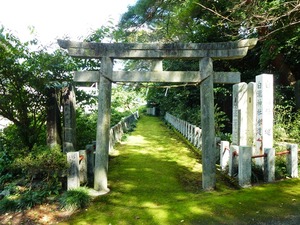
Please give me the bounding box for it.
[17,190,46,210]
[59,187,91,211]
[13,146,68,183]
[0,196,18,213]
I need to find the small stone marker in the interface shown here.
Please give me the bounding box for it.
[220,141,230,171]
[67,152,80,190]
[264,148,275,182]
[255,74,274,167]
[79,150,87,184]
[238,146,252,187]
[287,144,299,178]
[86,144,95,185]
[232,82,248,146]
[247,82,256,148]
[229,145,239,177]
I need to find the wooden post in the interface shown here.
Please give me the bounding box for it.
[94,57,112,193]
[200,57,216,190]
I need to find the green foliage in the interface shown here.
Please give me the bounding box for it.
[12,145,68,190]
[275,156,288,180]
[59,187,91,211]
[0,196,18,213]
[0,189,50,212]
[0,27,75,150]
[75,109,97,150]
[17,190,46,210]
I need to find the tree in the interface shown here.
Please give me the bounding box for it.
[0,27,76,150]
[119,0,300,85]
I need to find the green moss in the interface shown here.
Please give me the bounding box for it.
[59,115,300,225]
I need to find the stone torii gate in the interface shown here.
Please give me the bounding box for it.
[58,39,257,192]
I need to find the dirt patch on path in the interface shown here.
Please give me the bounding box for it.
[0,202,75,225]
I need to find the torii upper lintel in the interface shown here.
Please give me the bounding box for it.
[57,39,257,60]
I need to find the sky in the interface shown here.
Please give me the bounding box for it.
[0,0,137,46]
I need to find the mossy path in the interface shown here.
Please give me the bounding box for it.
[60,115,300,225]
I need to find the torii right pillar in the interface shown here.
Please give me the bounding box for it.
[200,57,216,190]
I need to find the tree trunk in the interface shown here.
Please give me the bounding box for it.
[271,53,296,86]
[62,85,77,152]
[46,88,62,147]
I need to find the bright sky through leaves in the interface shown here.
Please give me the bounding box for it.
[0,0,137,45]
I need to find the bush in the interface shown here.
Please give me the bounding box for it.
[13,146,68,182]
[59,187,91,211]
[17,190,46,210]
[0,196,18,213]
[12,144,68,194]
[275,156,288,179]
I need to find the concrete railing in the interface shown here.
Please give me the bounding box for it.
[220,141,299,188]
[165,112,202,150]
[109,111,139,152]
[67,111,139,189]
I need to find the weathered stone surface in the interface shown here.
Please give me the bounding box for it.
[59,38,258,192]
[200,57,216,190]
[62,85,76,153]
[229,145,239,177]
[255,74,273,167]
[247,82,256,147]
[79,150,87,184]
[67,152,80,190]
[94,57,112,193]
[238,146,252,188]
[220,141,230,171]
[287,144,299,178]
[74,71,240,84]
[264,148,275,182]
[232,82,248,146]
[58,39,257,59]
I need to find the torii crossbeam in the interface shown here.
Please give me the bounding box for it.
[58,38,257,192]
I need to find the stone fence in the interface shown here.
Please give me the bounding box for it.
[165,112,299,188]
[146,107,157,116]
[109,111,139,152]
[220,141,299,187]
[164,112,202,150]
[67,111,139,190]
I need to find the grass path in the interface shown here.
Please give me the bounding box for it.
[60,115,300,225]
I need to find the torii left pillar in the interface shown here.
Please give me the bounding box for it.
[200,58,216,190]
[94,57,112,193]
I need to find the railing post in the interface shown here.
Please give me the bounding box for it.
[79,150,88,185]
[220,141,230,171]
[264,148,275,182]
[67,151,80,190]
[86,144,95,186]
[238,146,252,187]
[287,144,299,178]
[229,145,239,177]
